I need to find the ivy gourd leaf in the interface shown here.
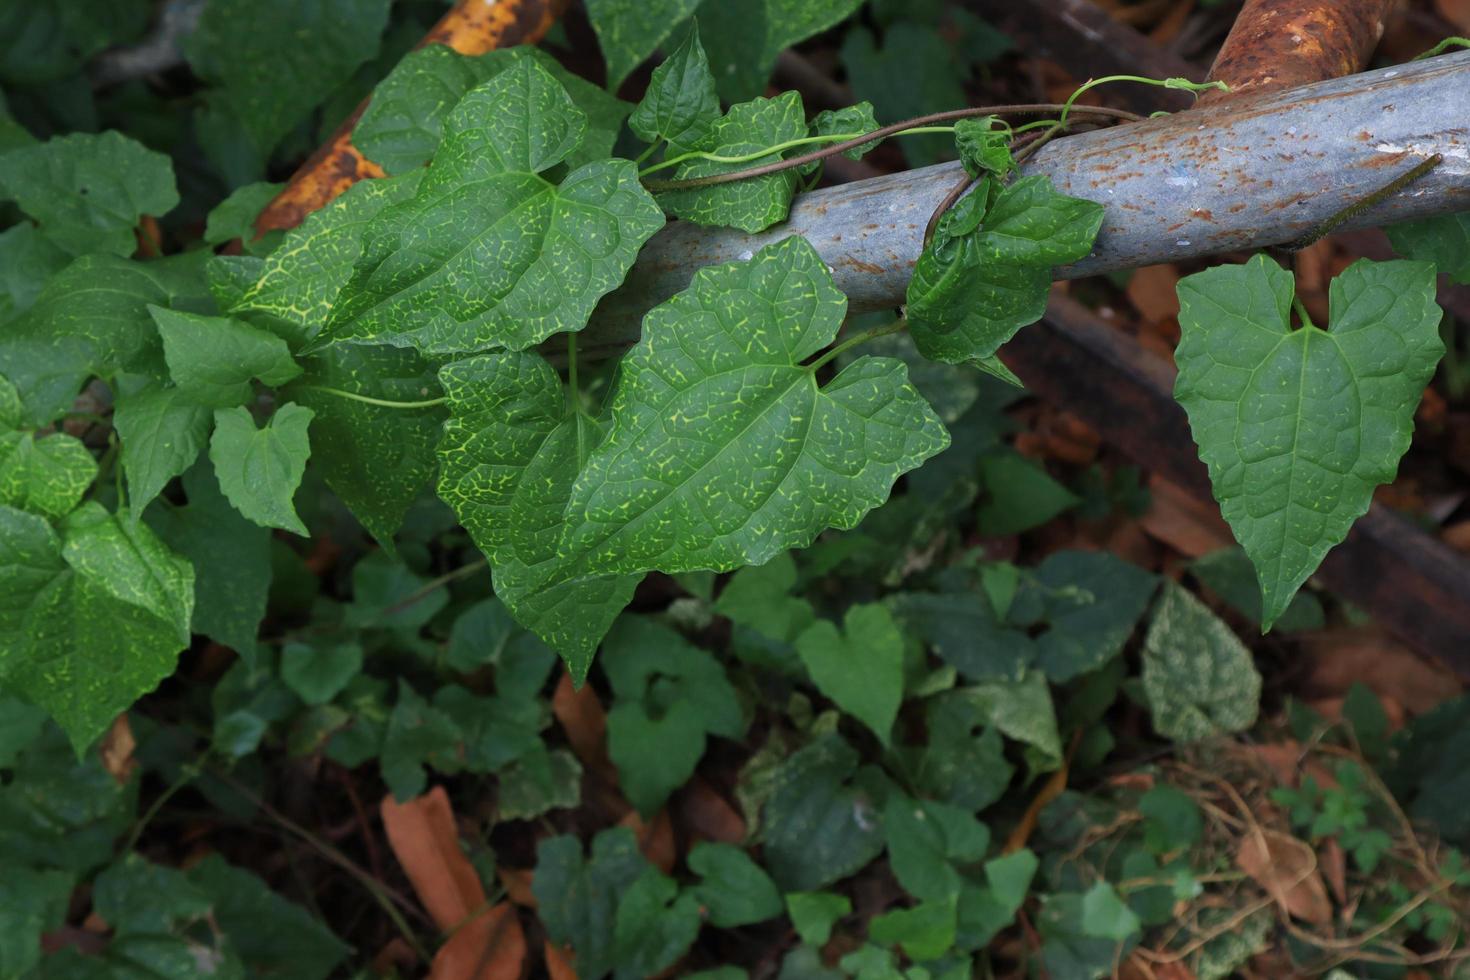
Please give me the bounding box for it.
[1141,582,1262,743]
[557,236,949,579]
[884,795,990,902]
[1016,550,1157,683]
[687,842,783,928]
[355,46,631,176]
[153,306,301,409]
[795,603,904,746]
[1386,212,1470,285]
[586,0,704,90]
[1174,256,1444,628]
[225,171,424,348]
[0,432,96,520]
[147,463,271,657]
[381,680,462,801]
[114,385,213,522]
[954,117,1015,179]
[209,403,314,536]
[695,0,866,103]
[437,351,641,679]
[185,0,391,167]
[290,344,445,549]
[0,223,68,326]
[603,616,744,816]
[0,502,193,754]
[807,101,881,165]
[931,674,1062,774]
[0,131,178,257]
[628,22,720,149]
[0,251,213,426]
[203,181,284,247]
[656,91,808,233]
[324,58,664,355]
[907,175,1104,365]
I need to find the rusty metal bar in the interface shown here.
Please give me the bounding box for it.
[1203,0,1396,100]
[253,0,568,235]
[583,50,1470,358]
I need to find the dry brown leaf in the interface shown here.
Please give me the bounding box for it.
[620,808,676,874]
[545,941,578,980]
[372,938,419,977]
[380,786,485,932]
[1320,837,1348,906]
[680,776,747,844]
[1138,475,1234,558]
[1120,952,1198,980]
[1126,264,1181,324]
[1236,740,1337,790]
[98,714,138,786]
[552,673,608,771]
[1446,520,1470,553]
[1235,829,1333,925]
[431,903,526,980]
[1296,627,1464,716]
[498,868,536,908]
[1436,0,1470,31]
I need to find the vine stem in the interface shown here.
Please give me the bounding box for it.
[639,126,958,178]
[1415,37,1470,60]
[1057,74,1228,128]
[1283,152,1443,252]
[300,385,446,410]
[805,320,906,373]
[383,558,489,616]
[641,103,1143,193]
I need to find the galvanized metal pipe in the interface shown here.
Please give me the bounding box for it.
[583,50,1470,357]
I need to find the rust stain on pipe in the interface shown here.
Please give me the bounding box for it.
[1203,0,1395,98]
[253,0,568,236]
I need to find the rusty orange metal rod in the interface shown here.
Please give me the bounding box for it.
[1203,0,1396,99]
[253,0,569,236]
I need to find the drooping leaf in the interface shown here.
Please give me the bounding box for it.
[226,171,424,348]
[558,236,948,580]
[185,0,392,167]
[0,223,67,326]
[688,842,783,927]
[324,58,663,355]
[153,307,301,409]
[203,181,285,247]
[1141,582,1262,743]
[1386,212,1470,284]
[795,603,904,745]
[629,22,720,149]
[1174,256,1444,627]
[355,46,632,176]
[604,616,743,815]
[0,432,96,520]
[0,130,178,256]
[188,855,351,980]
[0,251,213,426]
[147,463,271,658]
[807,101,881,167]
[209,403,315,536]
[436,351,640,677]
[1188,546,1325,633]
[907,175,1104,365]
[954,117,1015,179]
[587,0,704,89]
[0,503,193,753]
[695,0,866,103]
[656,92,808,233]
[291,344,444,548]
[115,386,213,522]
